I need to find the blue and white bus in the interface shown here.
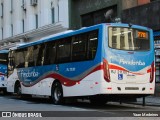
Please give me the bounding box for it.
[7,23,155,104]
[0,50,8,94]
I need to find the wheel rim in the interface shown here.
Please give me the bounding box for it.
[54,87,62,102]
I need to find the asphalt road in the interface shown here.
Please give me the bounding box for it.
[0,94,160,120]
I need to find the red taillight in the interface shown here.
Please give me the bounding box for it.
[103,59,110,82]
[150,62,154,83]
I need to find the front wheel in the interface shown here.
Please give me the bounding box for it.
[15,82,22,97]
[2,89,7,95]
[0,88,7,95]
[51,82,64,105]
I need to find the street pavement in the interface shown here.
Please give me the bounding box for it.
[135,95,160,106]
[0,94,160,120]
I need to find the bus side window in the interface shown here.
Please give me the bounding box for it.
[0,53,7,65]
[72,34,87,62]
[56,38,71,63]
[88,30,98,60]
[36,44,45,66]
[44,41,56,65]
[25,46,34,67]
[8,51,15,70]
[33,45,45,66]
[15,49,25,68]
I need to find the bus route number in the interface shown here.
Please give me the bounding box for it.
[138,31,147,39]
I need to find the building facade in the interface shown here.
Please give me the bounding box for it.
[69,0,150,29]
[0,0,69,49]
[70,0,123,29]
[0,0,151,49]
[122,0,160,96]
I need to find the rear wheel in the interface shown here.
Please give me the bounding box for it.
[51,82,64,105]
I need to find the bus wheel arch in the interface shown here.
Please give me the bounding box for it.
[51,80,64,105]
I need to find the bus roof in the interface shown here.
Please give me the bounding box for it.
[17,23,151,49]
[17,23,104,49]
[0,50,9,53]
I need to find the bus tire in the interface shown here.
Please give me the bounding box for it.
[2,89,7,95]
[51,81,64,105]
[0,89,6,95]
[15,81,22,97]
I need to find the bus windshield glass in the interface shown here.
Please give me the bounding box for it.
[108,27,150,51]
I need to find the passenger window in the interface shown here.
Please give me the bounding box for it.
[88,31,98,60]
[72,34,88,61]
[56,38,71,63]
[44,41,56,65]
[33,45,40,66]
[25,46,34,67]
[36,44,45,66]
[8,51,15,75]
[15,49,26,68]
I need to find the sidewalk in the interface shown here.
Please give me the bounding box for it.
[136,95,160,106]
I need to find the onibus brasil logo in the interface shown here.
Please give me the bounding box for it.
[1,112,42,118]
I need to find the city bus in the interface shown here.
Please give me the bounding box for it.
[7,23,155,104]
[0,50,8,94]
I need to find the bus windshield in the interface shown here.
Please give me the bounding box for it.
[108,27,150,51]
